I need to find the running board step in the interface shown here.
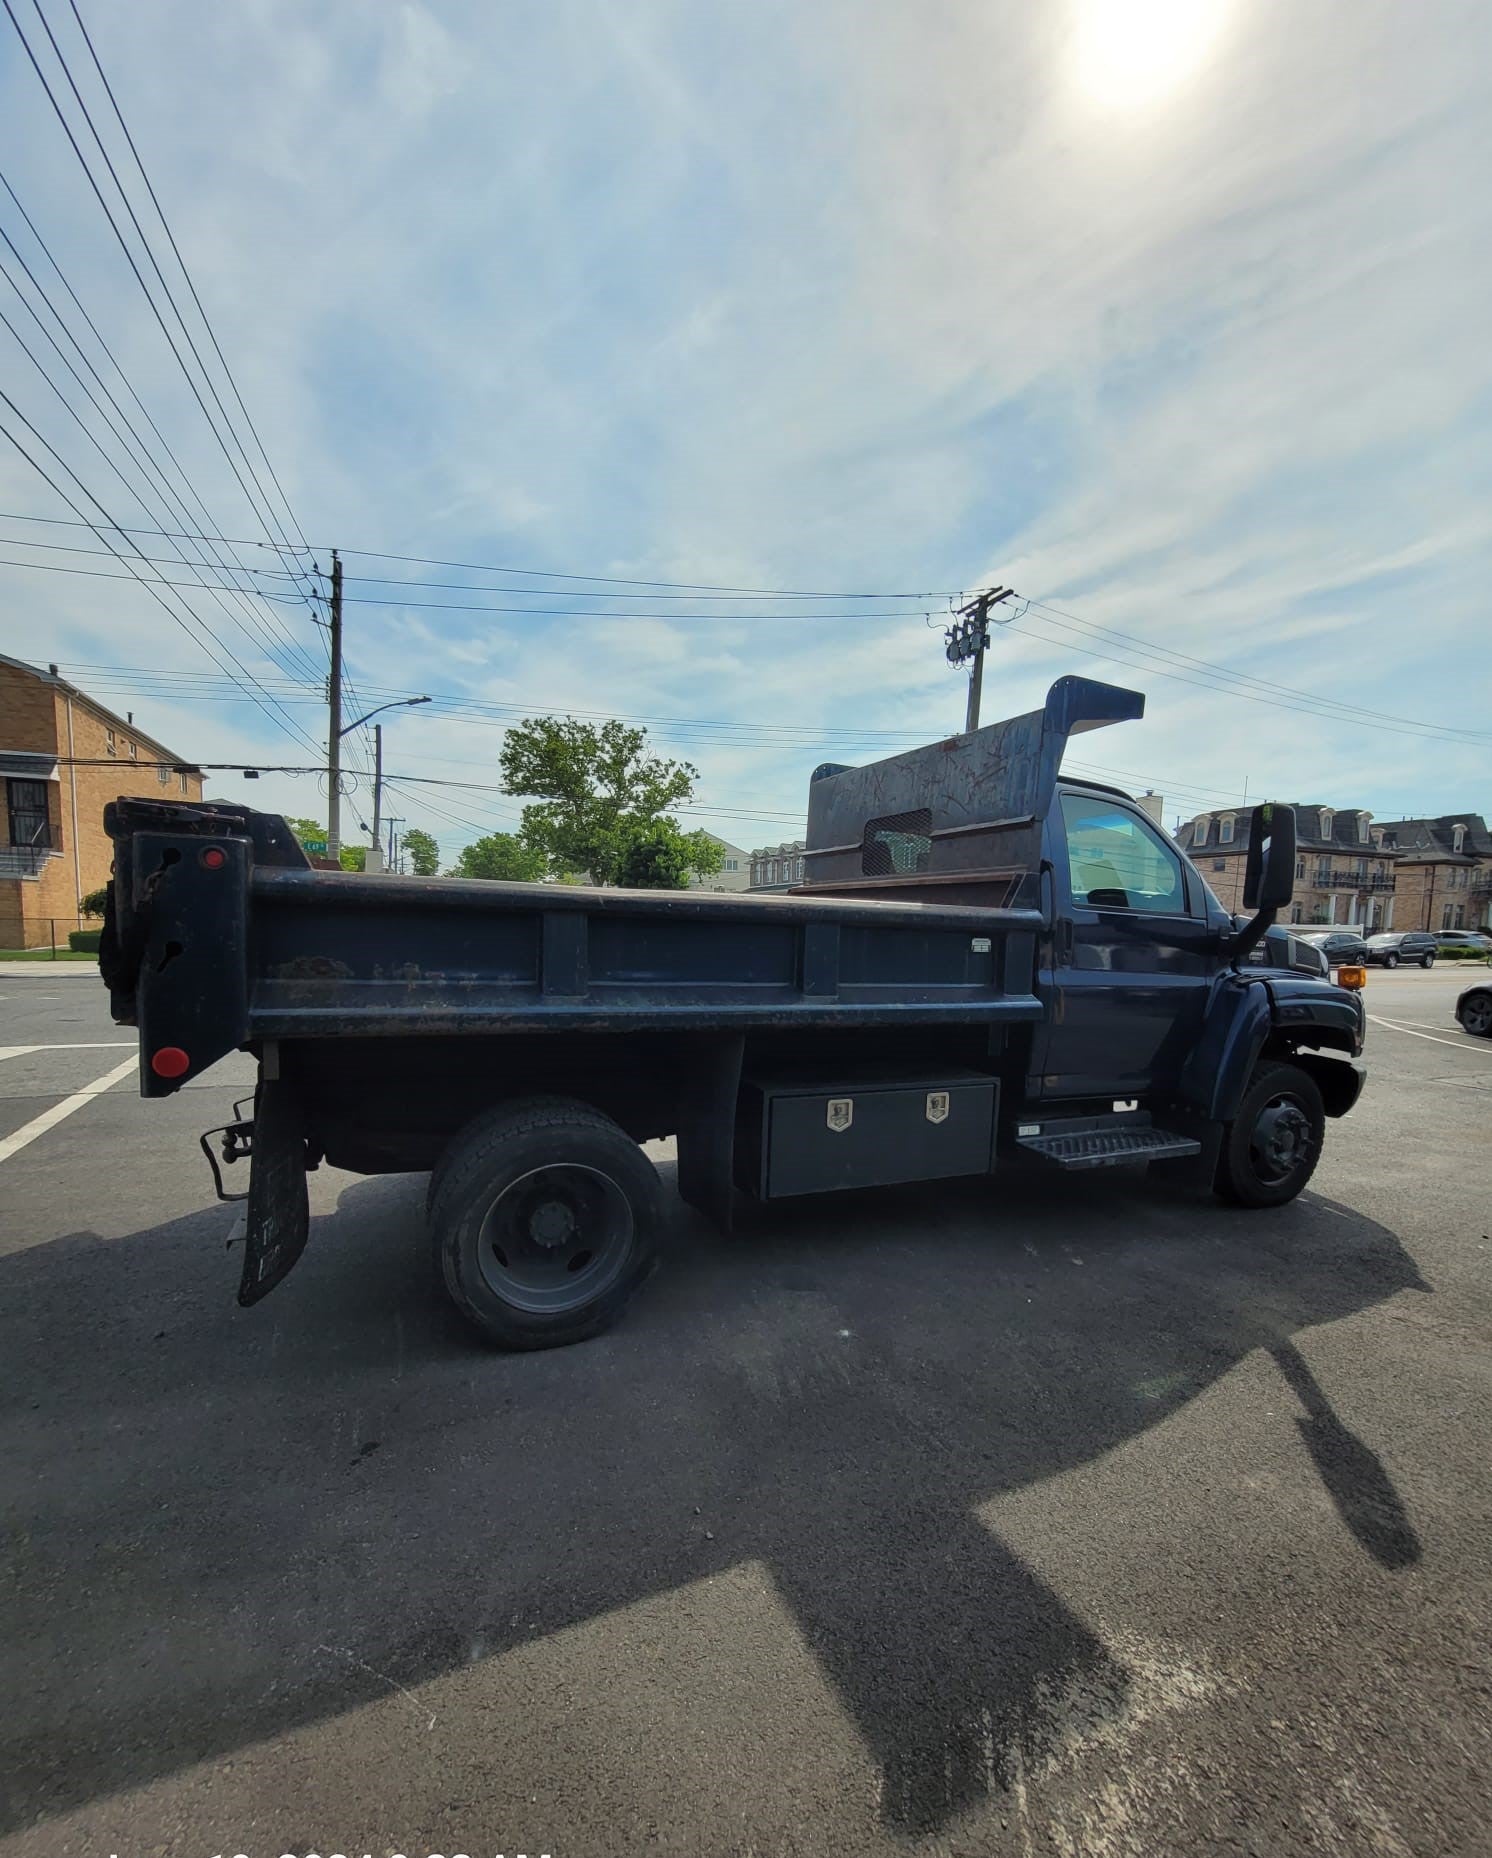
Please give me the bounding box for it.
[1016,1128,1202,1169]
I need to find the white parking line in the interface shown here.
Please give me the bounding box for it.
[0,1054,139,1165]
[0,1043,134,1062]
[1367,1014,1492,1054]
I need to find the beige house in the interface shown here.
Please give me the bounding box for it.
[0,654,203,948]
[687,832,751,893]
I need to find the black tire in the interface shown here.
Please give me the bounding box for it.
[429,1096,663,1349]
[1215,1062,1326,1209]
[1458,990,1492,1038]
[1383,952,1399,969]
[1421,955,1435,969]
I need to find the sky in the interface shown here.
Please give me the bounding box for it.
[1,0,1489,863]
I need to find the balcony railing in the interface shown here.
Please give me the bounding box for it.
[1311,869,1395,891]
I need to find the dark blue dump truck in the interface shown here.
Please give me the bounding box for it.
[100,676,1365,1349]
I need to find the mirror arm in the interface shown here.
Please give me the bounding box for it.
[1226,904,1279,966]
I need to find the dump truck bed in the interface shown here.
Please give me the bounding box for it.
[102,799,1043,1092]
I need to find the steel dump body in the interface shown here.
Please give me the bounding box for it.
[104,817,1042,1085]
[247,868,1044,1040]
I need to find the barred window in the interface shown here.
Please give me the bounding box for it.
[862,808,932,876]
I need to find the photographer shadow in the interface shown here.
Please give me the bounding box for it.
[0,1165,1427,1838]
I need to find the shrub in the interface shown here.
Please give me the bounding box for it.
[79,886,109,919]
[68,929,102,953]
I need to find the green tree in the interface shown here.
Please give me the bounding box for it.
[401,828,440,876]
[498,716,702,885]
[618,822,725,889]
[451,833,548,882]
[285,817,325,843]
[339,845,367,872]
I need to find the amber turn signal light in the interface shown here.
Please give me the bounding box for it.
[1335,964,1367,990]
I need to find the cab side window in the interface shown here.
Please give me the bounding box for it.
[1060,793,1187,914]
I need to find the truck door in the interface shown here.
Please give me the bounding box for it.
[1036,788,1214,1099]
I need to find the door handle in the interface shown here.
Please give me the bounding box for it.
[1054,917,1074,963]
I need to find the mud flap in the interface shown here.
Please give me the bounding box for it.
[238,1077,310,1306]
[675,1033,745,1232]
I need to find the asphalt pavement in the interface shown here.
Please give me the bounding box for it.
[1,966,1489,1858]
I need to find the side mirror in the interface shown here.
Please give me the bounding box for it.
[1243,803,1296,912]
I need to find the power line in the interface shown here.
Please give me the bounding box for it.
[62,0,314,566]
[0,393,324,753]
[1005,604,1492,747]
[0,509,957,598]
[0,308,326,685]
[2,0,317,591]
[30,660,1453,808]
[0,548,939,617]
[0,166,328,672]
[1018,593,1492,744]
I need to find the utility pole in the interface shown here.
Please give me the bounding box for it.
[326,549,344,858]
[385,815,404,874]
[945,586,1014,732]
[368,722,384,872]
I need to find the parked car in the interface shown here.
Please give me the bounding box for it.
[1436,929,1492,954]
[1363,931,1437,969]
[1456,982,1492,1037]
[1296,929,1369,966]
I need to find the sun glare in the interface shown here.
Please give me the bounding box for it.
[1073,0,1231,110]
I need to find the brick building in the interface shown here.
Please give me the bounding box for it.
[1177,805,1398,927]
[1177,804,1491,931]
[0,654,203,948]
[1373,815,1492,933]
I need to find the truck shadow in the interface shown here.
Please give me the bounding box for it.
[0,1168,1428,1838]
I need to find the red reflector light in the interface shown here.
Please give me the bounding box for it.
[201,846,227,870]
[151,1046,190,1079]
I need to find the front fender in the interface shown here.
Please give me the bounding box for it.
[1180,973,1273,1123]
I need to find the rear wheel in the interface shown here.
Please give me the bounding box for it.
[1420,954,1435,969]
[1383,952,1399,969]
[1215,1062,1326,1209]
[1458,990,1492,1038]
[429,1097,663,1349]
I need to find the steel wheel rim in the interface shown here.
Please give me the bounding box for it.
[1462,995,1492,1036]
[476,1163,634,1314]
[1250,1093,1316,1186]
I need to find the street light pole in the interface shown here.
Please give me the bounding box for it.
[333,695,430,872]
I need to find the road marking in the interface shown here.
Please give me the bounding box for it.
[0,1043,134,1062]
[0,1054,138,1164]
[1374,1019,1480,1036]
[1367,1014,1492,1054]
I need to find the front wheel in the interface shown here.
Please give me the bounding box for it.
[1383,952,1399,969]
[1215,1062,1326,1209]
[1458,990,1492,1038]
[1420,955,1435,969]
[430,1097,663,1349]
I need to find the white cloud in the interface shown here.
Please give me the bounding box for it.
[1,0,1488,859]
